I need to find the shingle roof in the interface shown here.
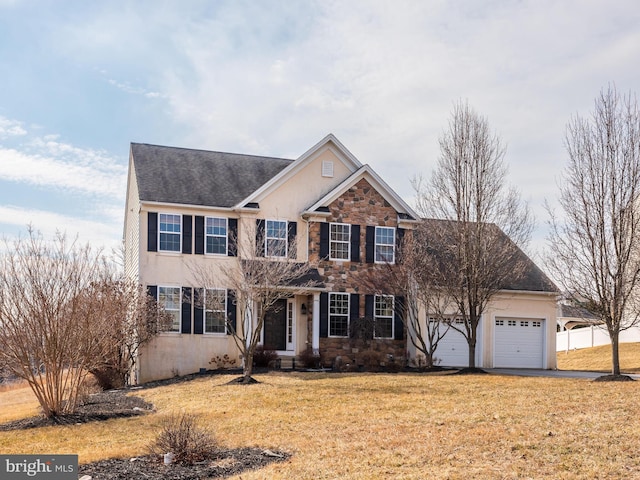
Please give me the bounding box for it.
[131,143,294,208]
[559,304,599,320]
[420,218,558,293]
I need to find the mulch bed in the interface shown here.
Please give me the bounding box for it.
[0,377,290,479]
[0,389,154,431]
[78,449,289,480]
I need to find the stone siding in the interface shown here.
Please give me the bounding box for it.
[309,178,409,364]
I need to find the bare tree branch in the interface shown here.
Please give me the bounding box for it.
[415,100,533,368]
[547,85,640,377]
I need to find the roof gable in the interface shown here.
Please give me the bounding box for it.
[130,143,293,208]
[235,133,362,208]
[303,165,420,221]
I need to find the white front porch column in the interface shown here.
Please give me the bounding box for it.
[312,293,320,355]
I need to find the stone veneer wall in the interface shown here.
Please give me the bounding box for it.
[309,178,408,365]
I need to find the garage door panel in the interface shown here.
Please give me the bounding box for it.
[433,321,482,367]
[494,318,544,368]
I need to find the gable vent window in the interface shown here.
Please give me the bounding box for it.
[322,160,334,177]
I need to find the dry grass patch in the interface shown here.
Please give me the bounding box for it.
[0,382,41,424]
[2,372,640,479]
[557,342,640,373]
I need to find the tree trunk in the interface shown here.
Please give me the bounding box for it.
[611,333,621,376]
[243,351,254,381]
[468,341,476,369]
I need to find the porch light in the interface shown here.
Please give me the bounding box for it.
[301,303,307,315]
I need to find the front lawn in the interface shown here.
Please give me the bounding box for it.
[1,372,639,479]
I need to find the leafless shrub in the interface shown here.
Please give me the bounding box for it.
[148,412,218,465]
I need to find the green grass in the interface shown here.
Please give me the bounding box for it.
[557,342,640,373]
[1,372,640,479]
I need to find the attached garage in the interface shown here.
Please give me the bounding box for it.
[493,317,545,368]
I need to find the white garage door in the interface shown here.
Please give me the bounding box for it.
[494,318,545,368]
[433,320,482,367]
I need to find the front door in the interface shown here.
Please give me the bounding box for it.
[263,299,287,351]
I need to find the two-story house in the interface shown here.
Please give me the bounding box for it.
[124,134,557,383]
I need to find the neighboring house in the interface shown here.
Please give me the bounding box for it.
[124,134,558,383]
[557,303,602,331]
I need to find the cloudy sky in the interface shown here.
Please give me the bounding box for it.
[0,0,638,259]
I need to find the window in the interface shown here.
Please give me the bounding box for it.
[159,286,181,332]
[159,214,181,252]
[330,223,350,260]
[520,321,529,327]
[508,320,517,327]
[533,321,541,327]
[496,319,504,326]
[206,217,227,255]
[329,293,349,337]
[266,220,287,257]
[205,289,226,334]
[374,295,394,339]
[375,226,395,263]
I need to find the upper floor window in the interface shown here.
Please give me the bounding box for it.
[158,286,181,332]
[266,220,287,257]
[375,226,395,263]
[206,217,227,255]
[159,214,181,252]
[374,295,394,339]
[205,288,227,334]
[330,223,350,260]
[329,292,350,337]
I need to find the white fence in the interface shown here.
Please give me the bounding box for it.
[556,326,640,351]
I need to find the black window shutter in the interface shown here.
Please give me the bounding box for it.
[147,212,158,252]
[194,288,204,335]
[350,293,360,321]
[256,219,265,257]
[319,223,329,259]
[365,226,375,263]
[394,296,405,340]
[147,285,158,300]
[226,290,236,335]
[195,216,204,255]
[365,294,374,320]
[181,287,192,334]
[228,218,238,257]
[395,228,405,263]
[350,224,360,262]
[182,215,192,254]
[287,221,297,259]
[320,292,328,338]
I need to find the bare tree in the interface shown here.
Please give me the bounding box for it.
[0,229,169,417]
[547,85,640,378]
[191,229,319,384]
[415,101,533,369]
[0,230,113,417]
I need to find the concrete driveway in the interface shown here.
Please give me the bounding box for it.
[487,368,639,380]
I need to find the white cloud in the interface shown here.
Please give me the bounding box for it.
[0,205,122,250]
[0,145,126,198]
[0,116,27,138]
